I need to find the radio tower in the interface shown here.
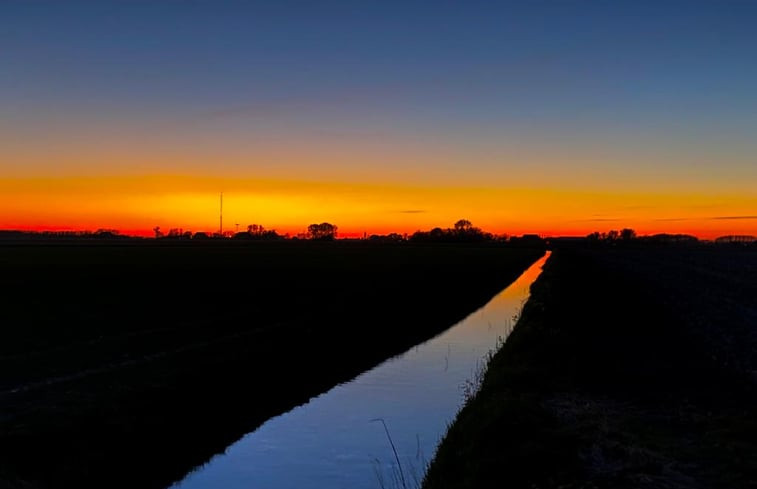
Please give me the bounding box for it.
[219,192,223,236]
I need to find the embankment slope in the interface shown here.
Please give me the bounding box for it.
[424,246,757,488]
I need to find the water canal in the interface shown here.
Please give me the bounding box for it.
[171,252,550,489]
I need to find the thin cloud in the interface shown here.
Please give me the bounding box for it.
[653,215,757,222]
[577,218,622,222]
[712,215,757,220]
[396,210,427,214]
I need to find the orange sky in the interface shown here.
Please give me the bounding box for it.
[1,175,755,239]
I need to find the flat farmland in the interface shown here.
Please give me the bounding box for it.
[0,240,543,489]
[424,244,757,489]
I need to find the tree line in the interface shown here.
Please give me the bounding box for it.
[149,219,517,243]
[151,222,338,241]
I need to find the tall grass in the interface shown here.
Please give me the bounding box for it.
[461,300,524,404]
[371,419,427,489]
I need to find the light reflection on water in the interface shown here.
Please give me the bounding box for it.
[170,251,550,489]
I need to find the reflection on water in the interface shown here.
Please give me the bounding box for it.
[170,252,550,489]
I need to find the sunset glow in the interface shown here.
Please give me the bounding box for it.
[1,175,755,239]
[3,2,756,239]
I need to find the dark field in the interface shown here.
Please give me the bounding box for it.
[423,245,757,489]
[0,240,543,489]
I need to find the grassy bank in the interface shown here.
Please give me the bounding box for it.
[423,246,757,488]
[0,241,543,489]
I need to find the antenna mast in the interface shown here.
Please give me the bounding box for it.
[219,192,223,236]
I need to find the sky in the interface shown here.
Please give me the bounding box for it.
[2,0,756,238]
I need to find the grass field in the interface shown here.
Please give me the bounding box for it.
[0,240,543,489]
[423,244,757,488]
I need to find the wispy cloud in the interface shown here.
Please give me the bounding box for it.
[654,215,757,222]
[396,210,426,214]
[712,215,757,220]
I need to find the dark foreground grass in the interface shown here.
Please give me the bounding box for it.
[423,246,757,489]
[0,240,543,489]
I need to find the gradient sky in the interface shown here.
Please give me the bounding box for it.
[2,1,756,237]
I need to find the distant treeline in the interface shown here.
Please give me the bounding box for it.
[402,219,498,243]
[581,229,757,246]
[1,225,754,246]
[367,219,498,243]
[0,229,130,240]
[155,219,544,244]
[0,220,534,244]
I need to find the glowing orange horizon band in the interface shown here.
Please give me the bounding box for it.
[0,175,755,240]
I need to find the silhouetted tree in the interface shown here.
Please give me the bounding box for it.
[429,227,445,240]
[454,219,473,232]
[94,229,119,238]
[368,233,405,243]
[410,221,492,243]
[307,222,338,240]
[247,224,265,235]
[509,234,545,246]
[620,228,636,241]
[234,227,282,241]
[587,228,637,245]
[153,226,163,238]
